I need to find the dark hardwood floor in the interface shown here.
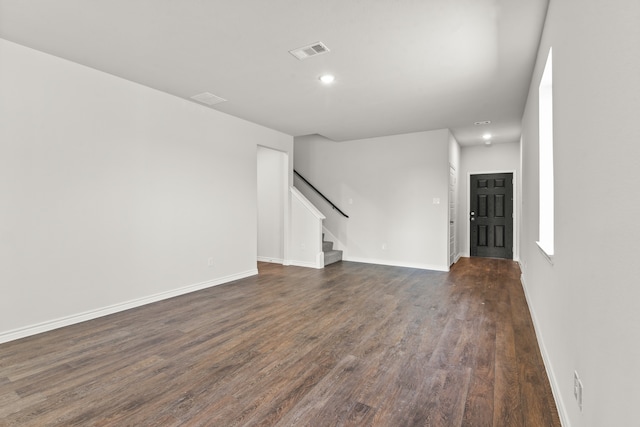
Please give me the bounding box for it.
[0,258,560,426]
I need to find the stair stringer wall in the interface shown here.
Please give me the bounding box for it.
[288,187,325,269]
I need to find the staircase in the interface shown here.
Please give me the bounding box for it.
[323,235,343,266]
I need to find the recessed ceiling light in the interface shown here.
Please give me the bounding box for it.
[485,140,492,146]
[319,74,335,84]
[474,120,491,125]
[483,133,492,140]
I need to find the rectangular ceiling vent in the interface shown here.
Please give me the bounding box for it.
[289,42,330,60]
[190,92,227,106]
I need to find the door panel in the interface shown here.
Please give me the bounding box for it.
[495,225,505,247]
[495,195,505,217]
[470,173,513,259]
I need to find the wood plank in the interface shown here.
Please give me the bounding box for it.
[0,258,560,426]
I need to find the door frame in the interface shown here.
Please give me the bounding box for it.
[466,169,518,261]
[449,163,458,266]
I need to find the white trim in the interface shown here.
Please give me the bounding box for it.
[290,186,325,220]
[0,269,258,344]
[343,256,449,272]
[538,48,555,260]
[520,272,570,427]
[449,164,458,267]
[536,241,555,265]
[283,154,291,266]
[288,259,324,269]
[257,256,285,264]
[466,170,518,260]
[317,251,325,268]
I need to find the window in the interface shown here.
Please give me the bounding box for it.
[537,48,554,258]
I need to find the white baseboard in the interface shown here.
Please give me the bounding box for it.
[520,273,570,427]
[285,251,324,270]
[343,256,449,272]
[288,259,323,269]
[285,260,324,269]
[0,269,258,345]
[257,256,284,264]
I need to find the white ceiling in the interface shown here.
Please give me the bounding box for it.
[0,0,548,146]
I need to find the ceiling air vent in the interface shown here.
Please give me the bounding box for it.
[289,42,330,60]
[190,92,227,106]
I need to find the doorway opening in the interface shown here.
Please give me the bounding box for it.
[257,146,288,264]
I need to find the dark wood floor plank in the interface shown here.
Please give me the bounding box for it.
[461,262,497,426]
[493,270,525,427]
[0,258,560,426]
[461,314,496,426]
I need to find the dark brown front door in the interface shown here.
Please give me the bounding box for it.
[470,173,513,259]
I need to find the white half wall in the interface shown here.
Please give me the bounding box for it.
[519,1,640,426]
[289,188,325,269]
[458,142,520,259]
[294,130,450,271]
[0,39,293,342]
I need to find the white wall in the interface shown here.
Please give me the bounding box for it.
[257,146,287,264]
[519,1,640,426]
[0,39,293,342]
[294,130,450,271]
[458,142,520,259]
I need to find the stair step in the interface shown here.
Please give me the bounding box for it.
[322,241,334,252]
[324,249,343,266]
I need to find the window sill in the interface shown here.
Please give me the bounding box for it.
[536,241,554,265]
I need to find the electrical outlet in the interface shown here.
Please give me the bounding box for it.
[207,257,214,267]
[382,243,387,250]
